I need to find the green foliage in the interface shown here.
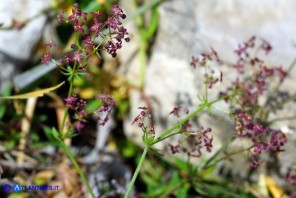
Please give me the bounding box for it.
[193,180,256,198]
[85,98,102,113]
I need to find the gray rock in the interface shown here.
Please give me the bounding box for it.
[0,0,51,91]
[120,0,296,181]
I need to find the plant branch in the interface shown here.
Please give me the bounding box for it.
[124,145,149,198]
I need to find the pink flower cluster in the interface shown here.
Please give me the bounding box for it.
[64,94,115,132]
[233,110,287,167]
[168,127,213,158]
[42,3,129,65]
[132,107,155,136]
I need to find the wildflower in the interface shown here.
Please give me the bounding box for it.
[233,60,245,73]
[57,10,65,24]
[275,67,287,82]
[286,168,296,186]
[45,41,57,48]
[245,36,256,48]
[67,3,87,32]
[90,18,103,36]
[64,96,86,110]
[210,47,220,62]
[96,94,116,126]
[132,107,155,136]
[75,120,86,132]
[64,52,73,64]
[41,51,52,65]
[190,56,198,69]
[168,126,213,158]
[260,39,272,55]
[104,41,121,58]
[233,110,287,167]
[169,106,181,117]
[82,33,95,52]
[111,5,126,20]
[234,44,247,57]
[168,144,180,154]
[41,41,57,65]
[103,5,129,57]
[73,51,83,63]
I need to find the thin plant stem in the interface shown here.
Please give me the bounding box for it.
[159,179,188,198]
[151,103,207,145]
[196,181,245,198]
[60,61,77,137]
[199,137,235,171]
[212,105,229,114]
[151,95,231,145]
[204,145,254,169]
[125,145,149,198]
[59,140,95,198]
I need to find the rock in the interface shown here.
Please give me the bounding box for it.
[0,0,51,91]
[120,0,296,181]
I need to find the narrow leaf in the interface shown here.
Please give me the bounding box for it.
[0,82,65,100]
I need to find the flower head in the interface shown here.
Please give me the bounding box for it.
[41,51,52,65]
[95,94,116,126]
[132,107,155,136]
[64,96,86,110]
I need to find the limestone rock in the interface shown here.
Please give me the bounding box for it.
[0,0,51,91]
[121,0,296,180]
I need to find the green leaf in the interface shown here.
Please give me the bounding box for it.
[67,66,73,72]
[193,180,256,198]
[85,98,102,114]
[175,183,190,198]
[44,127,54,142]
[146,136,155,145]
[141,173,158,187]
[60,70,71,76]
[77,71,87,76]
[64,130,78,138]
[150,146,164,156]
[207,105,213,115]
[0,85,11,119]
[67,75,73,81]
[80,0,100,12]
[51,127,61,141]
[0,105,6,120]
[171,156,190,173]
[143,7,159,40]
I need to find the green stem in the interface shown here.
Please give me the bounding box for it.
[59,140,95,198]
[125,145,149,198]
[197,182,245,198]
[151,103,207,145]
[60,61,77,138]
[159,179,187,198]
[151,95,228,145]
[203,145,254,169]
[200,137,235,171]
